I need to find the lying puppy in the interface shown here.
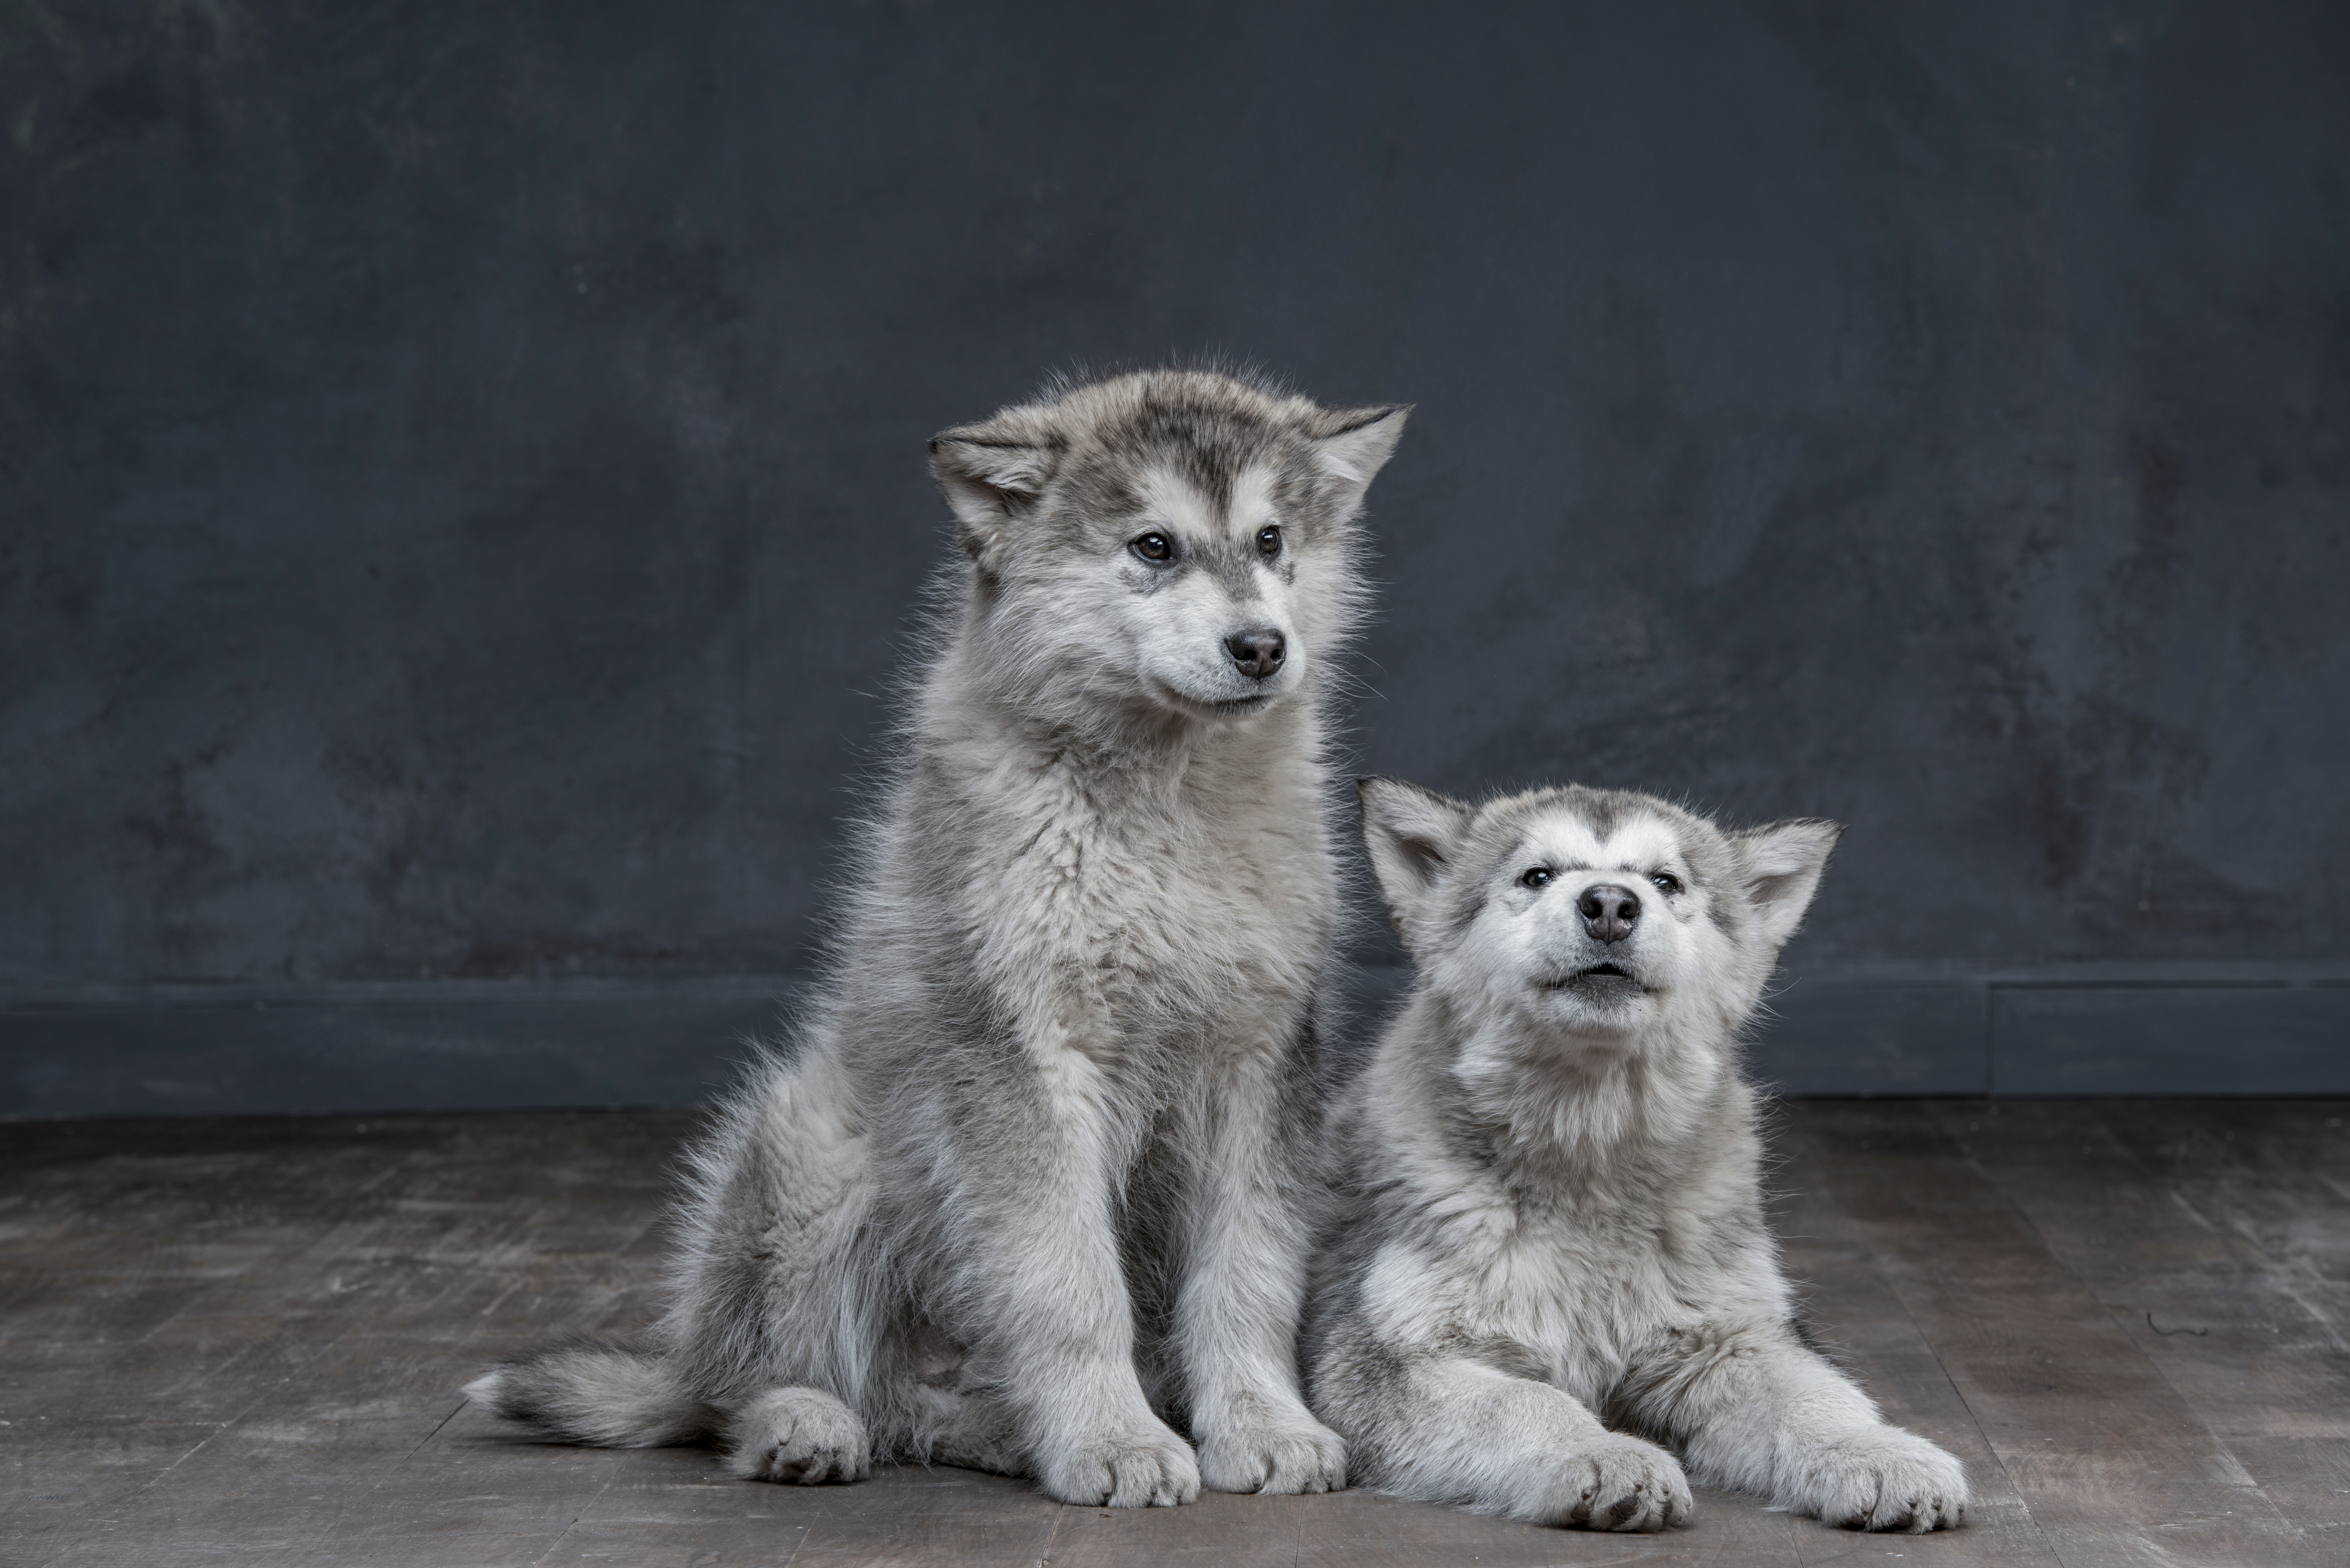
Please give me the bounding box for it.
[1305,779,1967,1533]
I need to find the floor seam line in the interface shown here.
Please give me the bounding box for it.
[527,1468,618,1568]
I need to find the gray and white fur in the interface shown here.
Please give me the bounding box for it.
[1305,779,1968,1533]
[468,369,1408,1507]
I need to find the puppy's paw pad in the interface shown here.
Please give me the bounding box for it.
[1805,1426,1968,1533]
[1549,1434,1693,1532]
[725,1388,872,1486]
[1037,1421,1202,1508]
[1197,1410,1347,1495]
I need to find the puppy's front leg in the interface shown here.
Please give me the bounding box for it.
[1625,1319,1967,1533]
[936,1042,1199,1508]
[1171,1048,1347,1495]
[1342,1353,1693,1528]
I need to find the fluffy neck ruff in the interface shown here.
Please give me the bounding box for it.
[1441,994,1734,1188]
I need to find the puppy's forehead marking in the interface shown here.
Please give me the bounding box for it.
[1518,816,1605,870]
[1595,818,1684,870]
[1521,811,1682,872]
[1131,465,1217,538]
[1224,465,1278,538]
[1132,463,1279,540]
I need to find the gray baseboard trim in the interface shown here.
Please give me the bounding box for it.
[1756,963,2350,1096]
[4,964,2345,1118]
[1988,982,2349,1095]
[0,978,808,1119]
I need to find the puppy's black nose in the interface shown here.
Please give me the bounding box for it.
[1225,629,1286,680]
[1578,884,1641,944]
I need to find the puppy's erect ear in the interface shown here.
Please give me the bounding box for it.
[1308,405,1410,514]
[929,421,1062,574]
[1358,775,1474,952]
[1727,818,1844,952]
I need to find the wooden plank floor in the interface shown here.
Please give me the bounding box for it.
[3,1101,2343,1567]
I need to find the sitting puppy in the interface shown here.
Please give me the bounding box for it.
[469,371,1406,1507]
[1305,779,1967,1533]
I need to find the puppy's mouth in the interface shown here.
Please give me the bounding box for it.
[1546,962,1649,1001]
[1146,676,1286,720]
[1209,691,1277,714]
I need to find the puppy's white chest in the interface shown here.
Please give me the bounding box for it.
[970,786,1319,1055]
[1441,1190,1689,1398]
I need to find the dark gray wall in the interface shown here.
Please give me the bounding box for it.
[5,2,2346,1105]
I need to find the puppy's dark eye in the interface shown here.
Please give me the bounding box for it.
[1521,867,1553,890]
[1256,524,1282,557]
[1650,872,1682,895]
[1131,532,1174,563]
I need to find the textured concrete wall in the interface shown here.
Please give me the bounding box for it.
[5,0,2346,999]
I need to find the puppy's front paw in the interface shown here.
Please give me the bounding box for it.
[1194,1396,1347,1495]
[725,1386,871,1485]
[1035,1419,1202,1507]
[1532,1434,1693,1531]
[1800,1425,1967,1532]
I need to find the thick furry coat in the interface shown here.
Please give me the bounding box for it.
[1305,780,1968,1533]
[470,369,1407,1507]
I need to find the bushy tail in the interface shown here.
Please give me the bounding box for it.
[464,1343,708,1448]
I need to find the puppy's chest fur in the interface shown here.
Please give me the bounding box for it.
[928,725,1329,1067]
[1362,1101,1776,1404]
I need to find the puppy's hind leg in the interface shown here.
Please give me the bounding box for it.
[663,1043,890,1479]
[720,1386,873,1485]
